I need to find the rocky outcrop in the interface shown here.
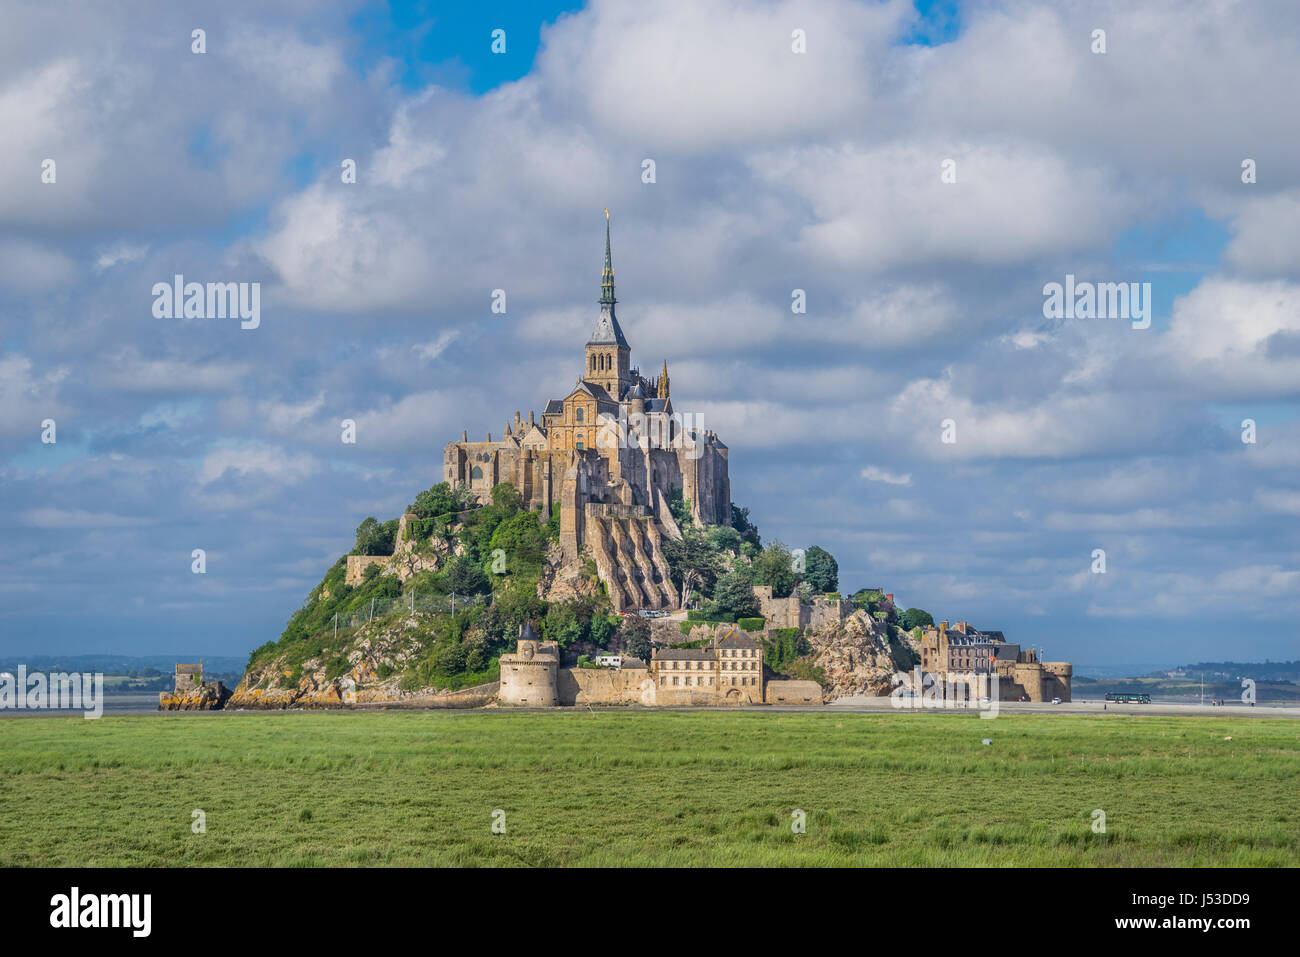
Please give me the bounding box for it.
[158,681,232,711]
[227,614,502,710]
[805,610,920,701]
[538,544,603,605]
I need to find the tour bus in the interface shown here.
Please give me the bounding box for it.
[1105,692,1151,704]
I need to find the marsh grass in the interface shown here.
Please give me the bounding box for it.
[0,710,1296,866]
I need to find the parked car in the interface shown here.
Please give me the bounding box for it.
[1051,697,1062,704]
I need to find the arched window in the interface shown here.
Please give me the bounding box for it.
[471,466,483,480]
[590,355,596,371]
[576,408,584,422]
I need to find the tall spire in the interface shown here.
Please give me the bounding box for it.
[600,207,616,305]
[587,210,629,350]
[659,360,670,398]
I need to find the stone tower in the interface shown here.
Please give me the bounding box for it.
[498,620,560,707]
[584,211,631,400]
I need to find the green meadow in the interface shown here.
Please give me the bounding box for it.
[1,710,1296,866]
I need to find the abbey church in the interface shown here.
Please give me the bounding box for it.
[443,217,732,612]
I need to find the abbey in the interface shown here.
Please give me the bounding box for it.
[443,216,731,611]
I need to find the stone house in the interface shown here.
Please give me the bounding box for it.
[918,620,1073,702]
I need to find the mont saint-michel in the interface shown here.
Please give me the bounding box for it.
[155,219,1073,714]
[441,215,730,613]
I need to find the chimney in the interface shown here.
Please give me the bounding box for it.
[487,432,492,442]
[529,410,535,426]
[462,429,468,442]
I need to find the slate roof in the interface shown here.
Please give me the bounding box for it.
[656,648,714,660]
[587,306,630,348]
[947,633,997,647]
[713,630,761,649]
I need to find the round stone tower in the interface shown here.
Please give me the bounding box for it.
[498,620,560,707]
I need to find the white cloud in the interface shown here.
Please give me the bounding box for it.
[196,443,318,487]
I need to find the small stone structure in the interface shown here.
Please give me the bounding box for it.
[172,662,202,693]
[765,680,824,705]
[159,661,232,711]
[498,621,561,707]
[752,585,854,630]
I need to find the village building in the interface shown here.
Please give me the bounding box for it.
[918,620,1072,702]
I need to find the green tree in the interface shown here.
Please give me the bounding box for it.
[441,555,490,596]
[712,570,760,620]
[354,517,396,555]
[900,607,934,631]
[489,511,545,572]
[667,487,692,527]
[706,525,742,553]
[490,482,523,510]
[661,529,725,595]
[618,615,652,660]
[752,542,798,599]
[731,504,761,549]
[410,482,459,519]
[803,545,839,594]
[543,602,583,650]
[589,613,617,649]
[451,482,478,510]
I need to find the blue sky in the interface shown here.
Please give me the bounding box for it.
[1,0,1298,670]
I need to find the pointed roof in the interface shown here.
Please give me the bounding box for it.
[588,211,630,348]
[587,305,629,348]
[600,210,616,305]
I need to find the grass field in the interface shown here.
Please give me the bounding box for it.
[1,710,1297,866]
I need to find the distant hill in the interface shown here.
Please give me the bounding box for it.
[0,654,246,678]
[1156,661,1300,682]
[1073,672,1299,704]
